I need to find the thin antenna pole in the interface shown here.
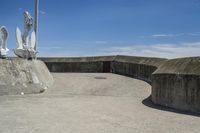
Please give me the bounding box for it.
[34,0,39,52]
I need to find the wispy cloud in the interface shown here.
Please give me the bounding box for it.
[95,41,108,44]
[151,32,200,38]
[18,8,23,11]
[97,42,200,59]
[18,7,46,15]
[37,40,200,59]
[38,46,62,50]
[152,34,173,37]
[39,10,46,15]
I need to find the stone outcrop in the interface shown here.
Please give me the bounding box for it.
[0,58,53,95]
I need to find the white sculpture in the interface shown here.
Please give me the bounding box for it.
[14,11,37,59]
[0,26,9,58]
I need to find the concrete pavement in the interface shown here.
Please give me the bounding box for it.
[0,73,199,133]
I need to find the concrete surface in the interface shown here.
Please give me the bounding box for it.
[39,55,200,113]
[152,57,200,112]
[0,58,53,95]
[39,55,166,82]
[153,57,200,75]
[0,73,199,133]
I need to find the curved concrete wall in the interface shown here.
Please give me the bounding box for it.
[39,55,166,83]
[39,55,200,113]
[111,56,166,83]
[152,57,200,112]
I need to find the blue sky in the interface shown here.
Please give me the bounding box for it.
[1,0,200,58]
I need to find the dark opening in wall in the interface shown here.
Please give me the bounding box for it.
[103,61,111,73]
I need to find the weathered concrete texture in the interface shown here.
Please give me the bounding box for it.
[39,55,200,113]
[114,55,166,67]
[39,55,167,82]
[152,57,200,112]
[111,61,157,83]
[153,57,200,75]
[39,56,115,73]
[1,73,200,133]
[39,56,115,63]
[45,62,104,73]
[112,56,166,83]
[0,58,53,95]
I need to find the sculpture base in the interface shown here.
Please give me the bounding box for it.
[0,58,54,95]
[14,49,37,59]
[0,49,8,59]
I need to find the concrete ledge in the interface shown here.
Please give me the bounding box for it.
[0,58,54,95]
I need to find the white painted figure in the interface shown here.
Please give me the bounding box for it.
[14,11,37,59]
[23,11,33,48]
[0,26,9,58]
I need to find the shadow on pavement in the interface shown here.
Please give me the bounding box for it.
[142,95,200,117]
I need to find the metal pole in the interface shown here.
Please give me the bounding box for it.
[34,0,39,52]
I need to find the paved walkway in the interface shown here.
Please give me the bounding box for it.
[0,73,199,133]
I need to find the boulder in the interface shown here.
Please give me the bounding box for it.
[0,58,53,95]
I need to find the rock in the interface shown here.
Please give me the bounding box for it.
[0,58,54,95]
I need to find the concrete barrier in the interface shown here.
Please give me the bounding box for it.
[152,57,200,112]
[39,55,200,113]
[39,56,115,73]
[112,55,166,83]
[0,55,164,96]
[39,55,166,83]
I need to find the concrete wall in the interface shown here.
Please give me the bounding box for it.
[111,61,157,83]
[39,55,200,113]
[111,55,165,83]
[39,55,166,83]
[39,56,115,73]
[45,62,104,73]
[152,57,200,112]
